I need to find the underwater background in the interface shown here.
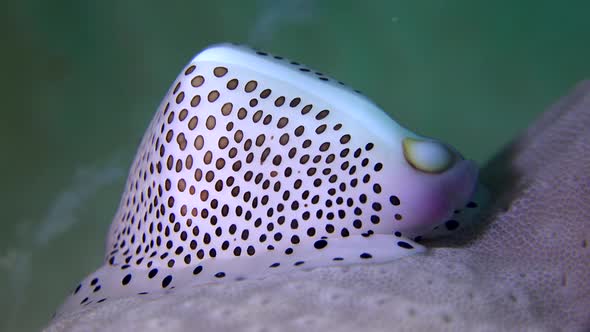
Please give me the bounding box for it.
[1,1,589,331]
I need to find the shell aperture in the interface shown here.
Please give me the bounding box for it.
[56,43,481,316]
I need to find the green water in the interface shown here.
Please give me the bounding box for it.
[1,1,589,331]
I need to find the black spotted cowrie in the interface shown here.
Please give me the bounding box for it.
[55,43,483,317]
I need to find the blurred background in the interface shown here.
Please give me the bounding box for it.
[0,1,589,331]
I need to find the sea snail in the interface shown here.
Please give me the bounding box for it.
[56,43,482,316]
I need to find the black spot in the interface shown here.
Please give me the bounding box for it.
[389,195,401,206]
[394,231,402,237]
[445,220,460,231]
[215,272,226,278]
[359,194,367,204]
[285,248,293,255]
[97,298,107,303]
[397,241,414,249]
[270,262,280,268]
[360,253,372,259]
[74,284,81,294]
[314,240,328,249]
[138,291,149,295]
[93,285,101,293]
[80,297,89,304]
[414,236,423,243]
[341,228,350,237]
[333,257,343,261]
[148,268,158,279]
[162,275,173,288]
[193,265,203,275]
[122,274,132,286]
[294,261,305,266]
[466,201,478,208]
[90,278,99,286]
[370,215,380,224]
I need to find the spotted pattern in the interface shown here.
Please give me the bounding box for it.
[57,44,481,316]
[251,49,363,94]
[106,65,401,273]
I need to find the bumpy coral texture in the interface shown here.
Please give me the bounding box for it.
[45,81,590,332]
